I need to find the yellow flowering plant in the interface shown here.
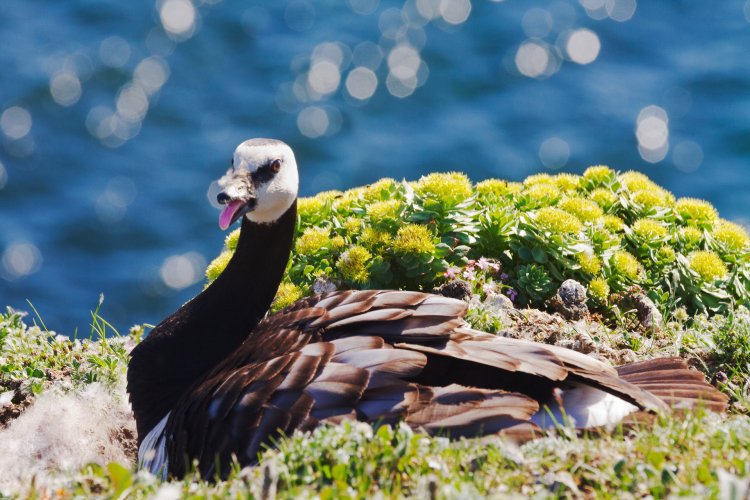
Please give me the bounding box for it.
[205,167,749,316]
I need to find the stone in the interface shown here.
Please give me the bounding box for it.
[630,292,663,331]
[550,279,588,321]
[433,279,472,301]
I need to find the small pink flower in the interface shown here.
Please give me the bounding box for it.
[444,266,461,279]
[483,282,497,295]
[462,269,476,281]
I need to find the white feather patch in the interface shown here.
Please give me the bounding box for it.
[138,412,170,479]
[530,383,638,429]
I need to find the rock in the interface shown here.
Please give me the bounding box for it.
[485,292,514,311]
[630,292,663,331]
[550,279,588,321]
[504,309,565,343]
[312,277,337,295]
[433,279,472,301]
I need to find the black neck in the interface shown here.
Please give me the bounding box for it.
[127,200,297,440]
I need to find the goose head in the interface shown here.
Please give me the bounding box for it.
[216,138,299,228]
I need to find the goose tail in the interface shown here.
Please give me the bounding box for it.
[615,357,728,413]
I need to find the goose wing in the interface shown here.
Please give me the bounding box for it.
[163,290,726,479]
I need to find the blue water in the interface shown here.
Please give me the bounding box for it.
[1,0,749,335]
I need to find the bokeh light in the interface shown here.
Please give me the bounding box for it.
[352,41,383,70]
[636,105,669,163]
[349,0,380,16]
[346,67,379,100]
[0,161,7,190]
[672,140,703,173]
[0,0,744,334]
[159,0,198,39]
[94,177,138,224]
[49,71,82,107]
[297,106,330,138]
[539,137,571,169]
[308,60,341,96]
[284,0,315,32]
[1,106,32,140]
[606,0,637,22]
[515,41,555,78]
[565,29,601,64]
[116,84,149,123]
[159,252,206,290]
[134,57,170,95]
[439,0,472,25]
[99,36,131,68]
[2,242,42,280]
[522,8,553,38]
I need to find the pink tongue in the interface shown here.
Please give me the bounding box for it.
[219,200,245,230]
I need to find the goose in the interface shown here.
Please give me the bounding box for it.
[127,138,728,480]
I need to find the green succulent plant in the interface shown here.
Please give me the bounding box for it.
[206,169,750,317]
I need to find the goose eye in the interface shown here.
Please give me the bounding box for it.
[271,159,281,173]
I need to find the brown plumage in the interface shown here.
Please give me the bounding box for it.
[127,139,728,480]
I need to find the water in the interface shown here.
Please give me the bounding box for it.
[1,0,749,336]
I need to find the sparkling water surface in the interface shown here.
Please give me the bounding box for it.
[1,0,749,335]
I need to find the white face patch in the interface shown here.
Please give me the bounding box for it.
[228,139,300,224]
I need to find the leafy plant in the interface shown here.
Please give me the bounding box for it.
[207,168,750,317]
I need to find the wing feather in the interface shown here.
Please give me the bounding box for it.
[161,289,726,481]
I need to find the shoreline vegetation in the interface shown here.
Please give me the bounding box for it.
[2,167,749,497]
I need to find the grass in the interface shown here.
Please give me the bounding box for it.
[11,406,750,498]
[3,168,750,497]
[1,301,749,498]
